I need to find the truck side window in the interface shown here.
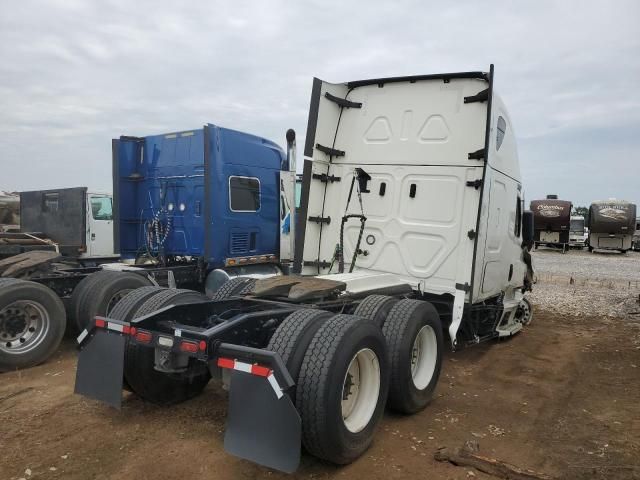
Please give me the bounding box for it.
[515,195,522,236]
[496,116,506,151]
[43,193,59,212]
[90,196,113,220]
[229,176,261,212]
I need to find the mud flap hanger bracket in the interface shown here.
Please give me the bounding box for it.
[214,343,295,392]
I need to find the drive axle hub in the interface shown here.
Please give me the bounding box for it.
[0,300,50,353]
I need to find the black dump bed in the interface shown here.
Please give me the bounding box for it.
[530,199,572,232]
[19,187,87,255]
[589,200,637,234]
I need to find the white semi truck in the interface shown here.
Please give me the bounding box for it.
[296,65,534,347]
[74,65,535,473]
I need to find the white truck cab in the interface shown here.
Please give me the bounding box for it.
[295,66,532,348]
[9,187,117,263]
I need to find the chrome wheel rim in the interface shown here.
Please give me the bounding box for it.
[0,300,50,354]
[520,298,533,325]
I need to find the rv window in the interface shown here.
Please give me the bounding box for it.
[515,195,522,236]
[496,116,507,151]
[43,193,59,212]
[229,176,260,212]
[90,196,113,220]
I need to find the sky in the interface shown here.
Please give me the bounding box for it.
[0,0,638,208]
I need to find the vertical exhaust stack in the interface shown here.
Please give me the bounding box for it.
[279,130,297,269]
[286,129,296,173]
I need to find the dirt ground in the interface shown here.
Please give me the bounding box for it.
[1,250,640,479]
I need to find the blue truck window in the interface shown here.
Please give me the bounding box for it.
[229,176,260,212]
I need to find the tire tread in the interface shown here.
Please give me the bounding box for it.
[209,277,256,301]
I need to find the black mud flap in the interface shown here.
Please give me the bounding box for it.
[224,371,301,473]
[74,330,126,409]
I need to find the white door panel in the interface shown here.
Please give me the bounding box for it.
[86,194,114,258]
[303,164,482,296]
[476,168,523,300]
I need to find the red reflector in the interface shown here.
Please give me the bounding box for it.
[129,326,137,337]
[250,364,271,377]
[135,331,152,344]
[198,340,207,351]
[95,318,105,328]
[217,357,235,369]
[180,341,198,353]
[122,325,131,335]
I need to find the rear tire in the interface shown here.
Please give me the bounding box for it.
[296,314,389,465]
[124,288,210,405]
[353,295,399,327]
[382,299,443,414]
[71,270,153,333]
[68,271,119,330]
[106,286,164,392]
[266,309,333,403]
[209,277,256,300]
[108,286,166,322]
[0,278,24,289]
[0,281,66,372]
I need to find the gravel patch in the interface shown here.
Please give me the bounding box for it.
[528,249,640,319]
[531,247,640,283]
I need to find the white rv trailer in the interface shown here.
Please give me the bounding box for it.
[588,199,637,253]
[295,65,533,348]
[633,218,640,251]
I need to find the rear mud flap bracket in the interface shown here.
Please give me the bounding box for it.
[74,329,126,409]
[224,371,301,473]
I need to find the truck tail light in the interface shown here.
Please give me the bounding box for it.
[180,341,199,353]
[135,330,153,344]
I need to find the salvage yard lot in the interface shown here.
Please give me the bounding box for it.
[1,250,639,480]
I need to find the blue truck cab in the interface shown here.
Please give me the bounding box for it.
[113,124,287,273]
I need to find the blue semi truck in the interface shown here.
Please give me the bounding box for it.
[0,124,297,371]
